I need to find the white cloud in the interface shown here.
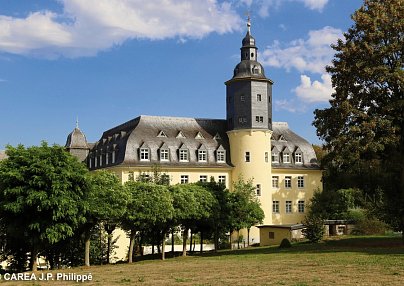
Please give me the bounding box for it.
[275,99,306,113]
[293,73,334,103]
[261,26,342,74]
[0,0,242,58]
[298,0,329,11]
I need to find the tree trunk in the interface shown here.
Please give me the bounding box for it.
[152,242,155,255]
[237,230,240,249]
[189,230,193,254]
[171,229,175,255]
[157,244,161,254]
[105,223,115,264]
[214,231,219,252]
[200,231,203,254]
[182,227,188,257]
[229,230,232,250]
[128,230,136,263]
[84,228,91,267]
[247,228,250,246]
[29,246,38,271]
[161,231,166,260]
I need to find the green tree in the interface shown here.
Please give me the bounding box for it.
[230,177,264,248]
[84,170,129,266]
[123,182,173,262]
[302,213,325,243]
[313,0,404,240]
[0,143,90,271]
[170,184,215,256]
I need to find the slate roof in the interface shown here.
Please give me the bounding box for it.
[65,128,89,149]
[272,122,319,169]
[89,115,232,169]
[87,116,319,170]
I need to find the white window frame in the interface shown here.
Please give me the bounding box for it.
[199,175,208,182]
[265,152,268,163]
[198,150,207,162]
[160,149,169,161]
[257,94,262,101]
[271,152,279,163]
[298,201,305,213]
[286,201,292,213]
[273,201,279,213]
[272,176,279,188]
[180,175,189,184]
[140,148,150,161]
[218,175,226,184]
[283,152,290,163]
[295,153,303,164]
[297,176,304,188]
[179,149,189,162]
[285,176,292,188]
[217,150,226,163]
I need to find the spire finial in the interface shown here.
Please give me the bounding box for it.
[246,11,251,33]
[76,116,79,129]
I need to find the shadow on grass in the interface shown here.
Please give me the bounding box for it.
[128,235,404,263]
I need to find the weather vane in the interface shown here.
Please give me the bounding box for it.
[76,116,79,129]
[245,10,251,32]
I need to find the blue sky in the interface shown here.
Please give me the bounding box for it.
[0,0,363,149]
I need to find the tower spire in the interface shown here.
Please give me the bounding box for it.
[76,116,79,129]
[247,12,251,33]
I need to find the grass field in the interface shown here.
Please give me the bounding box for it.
[1,235,403,286]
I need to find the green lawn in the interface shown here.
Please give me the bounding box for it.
[1,235,403,286]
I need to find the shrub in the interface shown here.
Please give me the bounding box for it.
[302,214,325,243]
[279,238,292,248]
[352,217,389,235]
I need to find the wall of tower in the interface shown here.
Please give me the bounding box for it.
[227,129,272,242]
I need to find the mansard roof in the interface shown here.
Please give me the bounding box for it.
[271,122,319,169]
[90,115,231,169]
[65,127,89,149]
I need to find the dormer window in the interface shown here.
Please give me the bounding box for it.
[195,132,205,139]
[176,131,186,138]
[271,146,280,163]
[213,133,221,140]
[283,152,290,163]
[140,148,150,161]
[295,152,303,164]
[157,130,167,138]
[198,150,207,162]
[217,150,225,163]
[179,149,189,162]
[160,149,169,161]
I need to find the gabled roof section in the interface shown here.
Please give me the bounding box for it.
[160,142,169,149]
[271,122,319,170]
[217,144,225,151]
[195,131,205,139]
[179,143,188,150]
[176,131,186,138]
[139,142,149,149]
[157,130,167,138]
[198,144,207,150]
[213,133,222,140]
[282,146,292,153]
[278,134,287,141]
[294,146,302,153]
[271,145,280,153]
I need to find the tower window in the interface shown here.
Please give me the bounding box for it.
[240,95,245,102]
[256,184,261,196]
[245,152,250,162]
[251,52,254,58]
[239,117,247,124]
[257,94,262,101]
[265,152,268,162]
[255,116,263,123]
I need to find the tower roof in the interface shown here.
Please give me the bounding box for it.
[65,127,89,149]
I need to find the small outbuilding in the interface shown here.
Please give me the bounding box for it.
[257,224,306,246]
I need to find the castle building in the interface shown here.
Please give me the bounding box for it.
[66,20,322,252]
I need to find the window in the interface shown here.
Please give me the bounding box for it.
[99,155,103,166]
[105,152,109,165]
[140,148,149,161]
[286,201,292,213]
[238,117,247,124]
[218,175,226,184]
[217,150,226,163]
[256,184,261,196]
[240,95,245,102]
[265,152,268,163]
[112,150,116,164]
[297,176,304,188]
[283,152,290,163]
[255,116,263,123]
[273,201,279,213]
[257,94,262,101]
[271,152,279,163]
[269,232,275,239]
[180,175,189,184]
[272,176,279,188]
[285,176,292,188]
[199,175,208,182]
[298,201,305,213]
[245,152,250,162]
[295,153,303,164]
[160,149,169,161]
[198,150,207,162]
[179,149,189,162]
[89,157,92,168]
